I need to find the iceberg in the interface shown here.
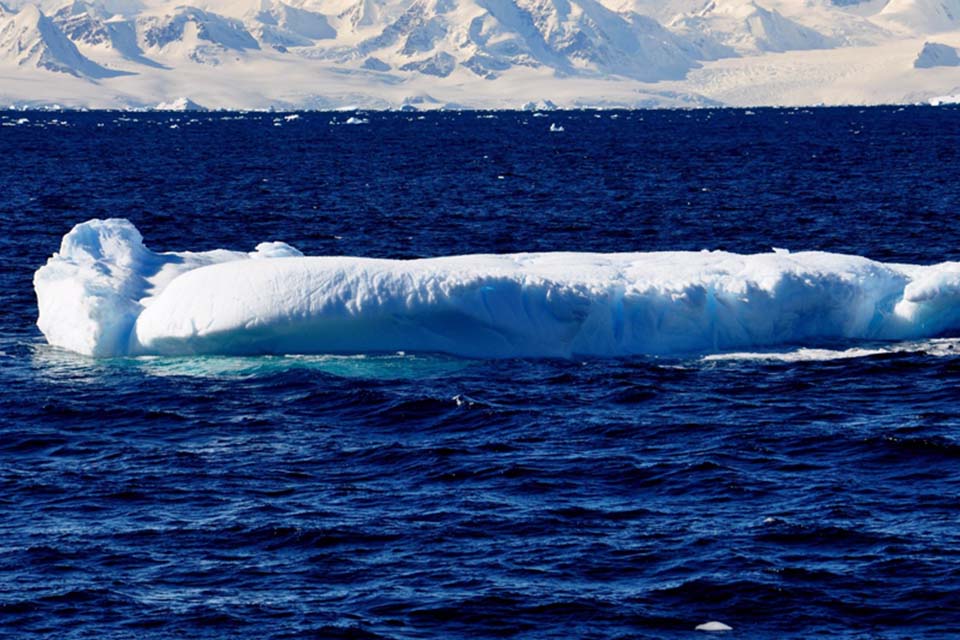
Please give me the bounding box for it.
[34,219,960,359]
[696,620,732,632]
[154,97,207,111]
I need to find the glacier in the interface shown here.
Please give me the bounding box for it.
[34,219,960,359]
[3,0,960,109]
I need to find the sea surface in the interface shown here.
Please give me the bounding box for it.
[2,107,960,638]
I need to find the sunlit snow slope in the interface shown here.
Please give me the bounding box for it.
[1,0,960,108]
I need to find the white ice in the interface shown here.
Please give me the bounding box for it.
[702,338,960,363]
[33,219,960,359]
[696,621,733,632]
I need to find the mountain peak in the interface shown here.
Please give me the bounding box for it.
[138,5,260,64]
[0,3,127,77]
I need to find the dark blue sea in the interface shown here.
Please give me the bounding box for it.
[3,107,960,639]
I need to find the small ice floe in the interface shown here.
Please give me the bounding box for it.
[284,114,300,121]
[15,118,29,125]
[344,116,369,125]
[549,122,564,132]
[452,394,480,408]
[696,621,732,632]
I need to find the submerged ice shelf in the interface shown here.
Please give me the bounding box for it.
[34,219,960,359]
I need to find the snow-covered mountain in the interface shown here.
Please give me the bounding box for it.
[312,0,708,81]
[0,3,123,76]
[669,0,837,54]
[0,0,959,108]
[137,5,260,67]
[51,1,163,67]
[878,0,960,33]
[247,1,336,48]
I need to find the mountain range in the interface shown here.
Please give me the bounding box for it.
[1,0,959,109]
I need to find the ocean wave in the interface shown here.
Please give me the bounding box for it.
[702,338,960,363]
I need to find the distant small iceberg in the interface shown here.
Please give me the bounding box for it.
[696,621,732,632]
[154,97,207,112]
[331,116,370,125]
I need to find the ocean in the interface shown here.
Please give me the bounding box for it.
[2,107,960,638]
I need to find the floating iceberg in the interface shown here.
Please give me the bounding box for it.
[34,219,960,359]
[154,97,207,112]
[696,620,732,632]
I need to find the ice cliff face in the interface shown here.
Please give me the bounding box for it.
[0,0,959,108]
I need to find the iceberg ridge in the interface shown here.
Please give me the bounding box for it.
[34,219,960,359]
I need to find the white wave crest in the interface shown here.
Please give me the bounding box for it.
[702,338,960,363]
[33,219,960,359]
